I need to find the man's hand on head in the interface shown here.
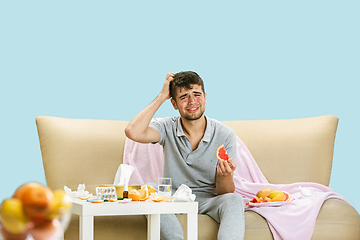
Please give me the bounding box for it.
[159,72,175,100]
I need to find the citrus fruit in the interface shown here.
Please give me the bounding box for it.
[0,198,28,234]
[128,189,140,201]
[283,192,291,202]
[216,144,230,161]
[12,182,53,224]
[47,190,72,220]
[268,190,284,200]
[141,185,156,194]
[256,187,273,199]
[28,219,60,240]
[150,195,165,202]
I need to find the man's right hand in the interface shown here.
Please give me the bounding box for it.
[125,72,175,144]
[159,72,175,100]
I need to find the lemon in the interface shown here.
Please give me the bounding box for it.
[47,190,72,220]
[268,191,285,201]
[0,198,28,234]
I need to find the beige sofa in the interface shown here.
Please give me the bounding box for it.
[36,115,360,240]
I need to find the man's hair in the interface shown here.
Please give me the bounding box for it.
[169,71,205,99]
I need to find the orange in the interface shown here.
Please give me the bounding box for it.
[128,189,140,201]
[12,182,53,225]
[141,185,156,194]
[150,195,165,202]
[256,187,273,199]
[139,190,149,201]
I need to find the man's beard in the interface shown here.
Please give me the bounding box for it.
[183,109,205,121]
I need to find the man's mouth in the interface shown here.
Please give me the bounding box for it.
[187,107,199,113]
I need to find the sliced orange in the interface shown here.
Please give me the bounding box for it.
[141,185,156,194]
[150,195,165,202]
[77,196,91,200]
[128,189,140,201]
[139,190,149,201]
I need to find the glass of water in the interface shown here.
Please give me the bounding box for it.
[158,177,172,197]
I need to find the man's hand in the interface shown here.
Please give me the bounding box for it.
[159,72,175,100]
[216,159,236,195]
[125,72,175,144]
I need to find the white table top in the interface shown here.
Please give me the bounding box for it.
[71,198,198,216]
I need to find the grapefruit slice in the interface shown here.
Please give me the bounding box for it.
[283,191,291,202]
[216,144,230,161]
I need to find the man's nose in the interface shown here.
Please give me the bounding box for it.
[188,94,196,103]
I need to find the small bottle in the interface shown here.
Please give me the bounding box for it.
[123,182,129,199]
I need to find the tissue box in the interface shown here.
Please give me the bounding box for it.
[99,184,141,199]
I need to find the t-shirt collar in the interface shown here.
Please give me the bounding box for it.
[176,116,212,143]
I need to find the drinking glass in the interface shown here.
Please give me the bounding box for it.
[158,177,172,197]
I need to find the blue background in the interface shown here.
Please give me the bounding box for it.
[1,1,359,214]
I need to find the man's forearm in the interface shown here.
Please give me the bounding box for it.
[216,173,235,195]
[125,94,167,141]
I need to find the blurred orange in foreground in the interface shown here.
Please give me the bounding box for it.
[0,182,73,240]
[13,182,53,224]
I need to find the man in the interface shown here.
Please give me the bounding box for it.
[125,71,245,240]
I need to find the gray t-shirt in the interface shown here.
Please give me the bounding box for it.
[150,116,237,194]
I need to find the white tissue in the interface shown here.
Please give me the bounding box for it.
[113,164,135,187]
[292,186,314,200]
[173,184,196,202]
[299,186,313,197]
[64,184,92,199]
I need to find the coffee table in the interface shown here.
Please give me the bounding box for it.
[71,198,198,240]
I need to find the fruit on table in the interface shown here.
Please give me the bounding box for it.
[0,198,28,234]
[128,189,140,201]
[216,144,230,161]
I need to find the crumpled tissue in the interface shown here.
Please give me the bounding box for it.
[64,184,92,199]
[172,184,196,202]
[292,186,314,200]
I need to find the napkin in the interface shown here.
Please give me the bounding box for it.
[64,184,92,199]
[172,184,196,202]
[113,164,135,191]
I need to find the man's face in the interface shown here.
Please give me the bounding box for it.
[171,84,207,121]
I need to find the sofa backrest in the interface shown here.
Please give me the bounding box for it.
[222,115,338,186]
[36,115,338,193]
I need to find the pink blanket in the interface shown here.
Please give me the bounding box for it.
[123,136,352,240]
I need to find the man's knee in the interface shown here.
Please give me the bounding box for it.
[219,193,245,210]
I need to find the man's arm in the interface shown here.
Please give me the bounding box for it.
[216,159,236,195]
[125,72,174,143]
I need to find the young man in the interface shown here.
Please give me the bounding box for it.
[125,71,245,240]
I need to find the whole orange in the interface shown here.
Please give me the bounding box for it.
[12,182,53,225]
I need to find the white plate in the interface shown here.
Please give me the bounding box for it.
[246,200,291,208]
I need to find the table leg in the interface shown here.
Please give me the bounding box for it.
[147,214,160,240]
[184,212,198,240]
[79,215,94,240]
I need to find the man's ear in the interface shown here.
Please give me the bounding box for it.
[204,92,207,104]
[171,98,178,110]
